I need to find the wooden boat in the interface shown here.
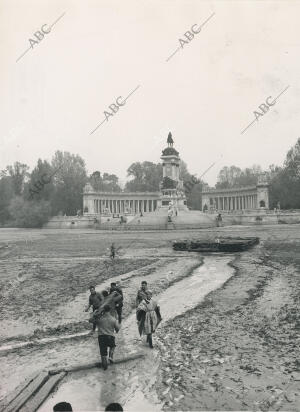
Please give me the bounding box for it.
[172,236,259,253]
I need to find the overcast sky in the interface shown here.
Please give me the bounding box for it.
[0,0,299,186]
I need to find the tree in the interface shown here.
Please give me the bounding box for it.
[285,137,300,180]
[216,166,242,189]
[268,138,300,209]
[125,162,163,192]
[24,159,55,201]
[6,162,30,195]
[50,151,88,215]
[89,171,121,192]
[216,165,262,188]
[188,183,203,210]
[102,173,121,192]
[9,197,51,228]
[0,176,15,224]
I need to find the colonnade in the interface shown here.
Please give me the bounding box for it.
[208,194,258,211]
[93,198,158,214]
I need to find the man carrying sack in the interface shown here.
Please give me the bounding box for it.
[89,291,123,369]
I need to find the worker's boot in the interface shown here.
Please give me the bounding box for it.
[108,348,115,364]
[101,356,108,370]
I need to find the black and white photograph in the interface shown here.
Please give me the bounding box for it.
[0,0,299,411]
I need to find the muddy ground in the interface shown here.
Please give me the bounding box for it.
[0,226,299,411]
[155,240,300,411]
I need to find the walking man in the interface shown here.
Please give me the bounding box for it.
[85,286,103,332]
[95,304,120,370]
[216,213,222,227]
[110,243,116,260]
[109,282,123,323]
[136,280,149,307]
[136,291,161,348]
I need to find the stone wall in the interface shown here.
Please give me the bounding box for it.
[44,210,300,229]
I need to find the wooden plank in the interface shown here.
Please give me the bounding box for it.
[49,351,145,375]
[4,371,49,412]
[0,372,39,411]
[20,372,67,412]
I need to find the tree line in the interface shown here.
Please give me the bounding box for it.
[0,139,299,227]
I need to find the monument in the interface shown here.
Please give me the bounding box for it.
[82,133,187,216]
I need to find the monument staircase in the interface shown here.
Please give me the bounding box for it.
[127,209,168,229]
[170,210,216,229]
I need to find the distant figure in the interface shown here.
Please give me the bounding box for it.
[136,291,162,348]
[85,286,103,332]
[216,213,222,227]
[140,211,143,217]
[136,280,149,307]
[110,243,116,259]
[175,210,178,216]
[53,402,73,411]
[109,282,124,323]
[105,403,123,411]
[95,304,120,370]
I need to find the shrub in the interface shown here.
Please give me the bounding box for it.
[9,197,52,228]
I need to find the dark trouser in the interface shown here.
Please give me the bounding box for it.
[98,335,116,357]
[147,334,153,347]
[92,307,98,331]
[116,305,123,323]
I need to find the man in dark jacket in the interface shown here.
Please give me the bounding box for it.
[85,286,103,331]
[95,305,120,370]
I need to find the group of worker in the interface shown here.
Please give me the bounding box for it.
[86,280,161,370]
